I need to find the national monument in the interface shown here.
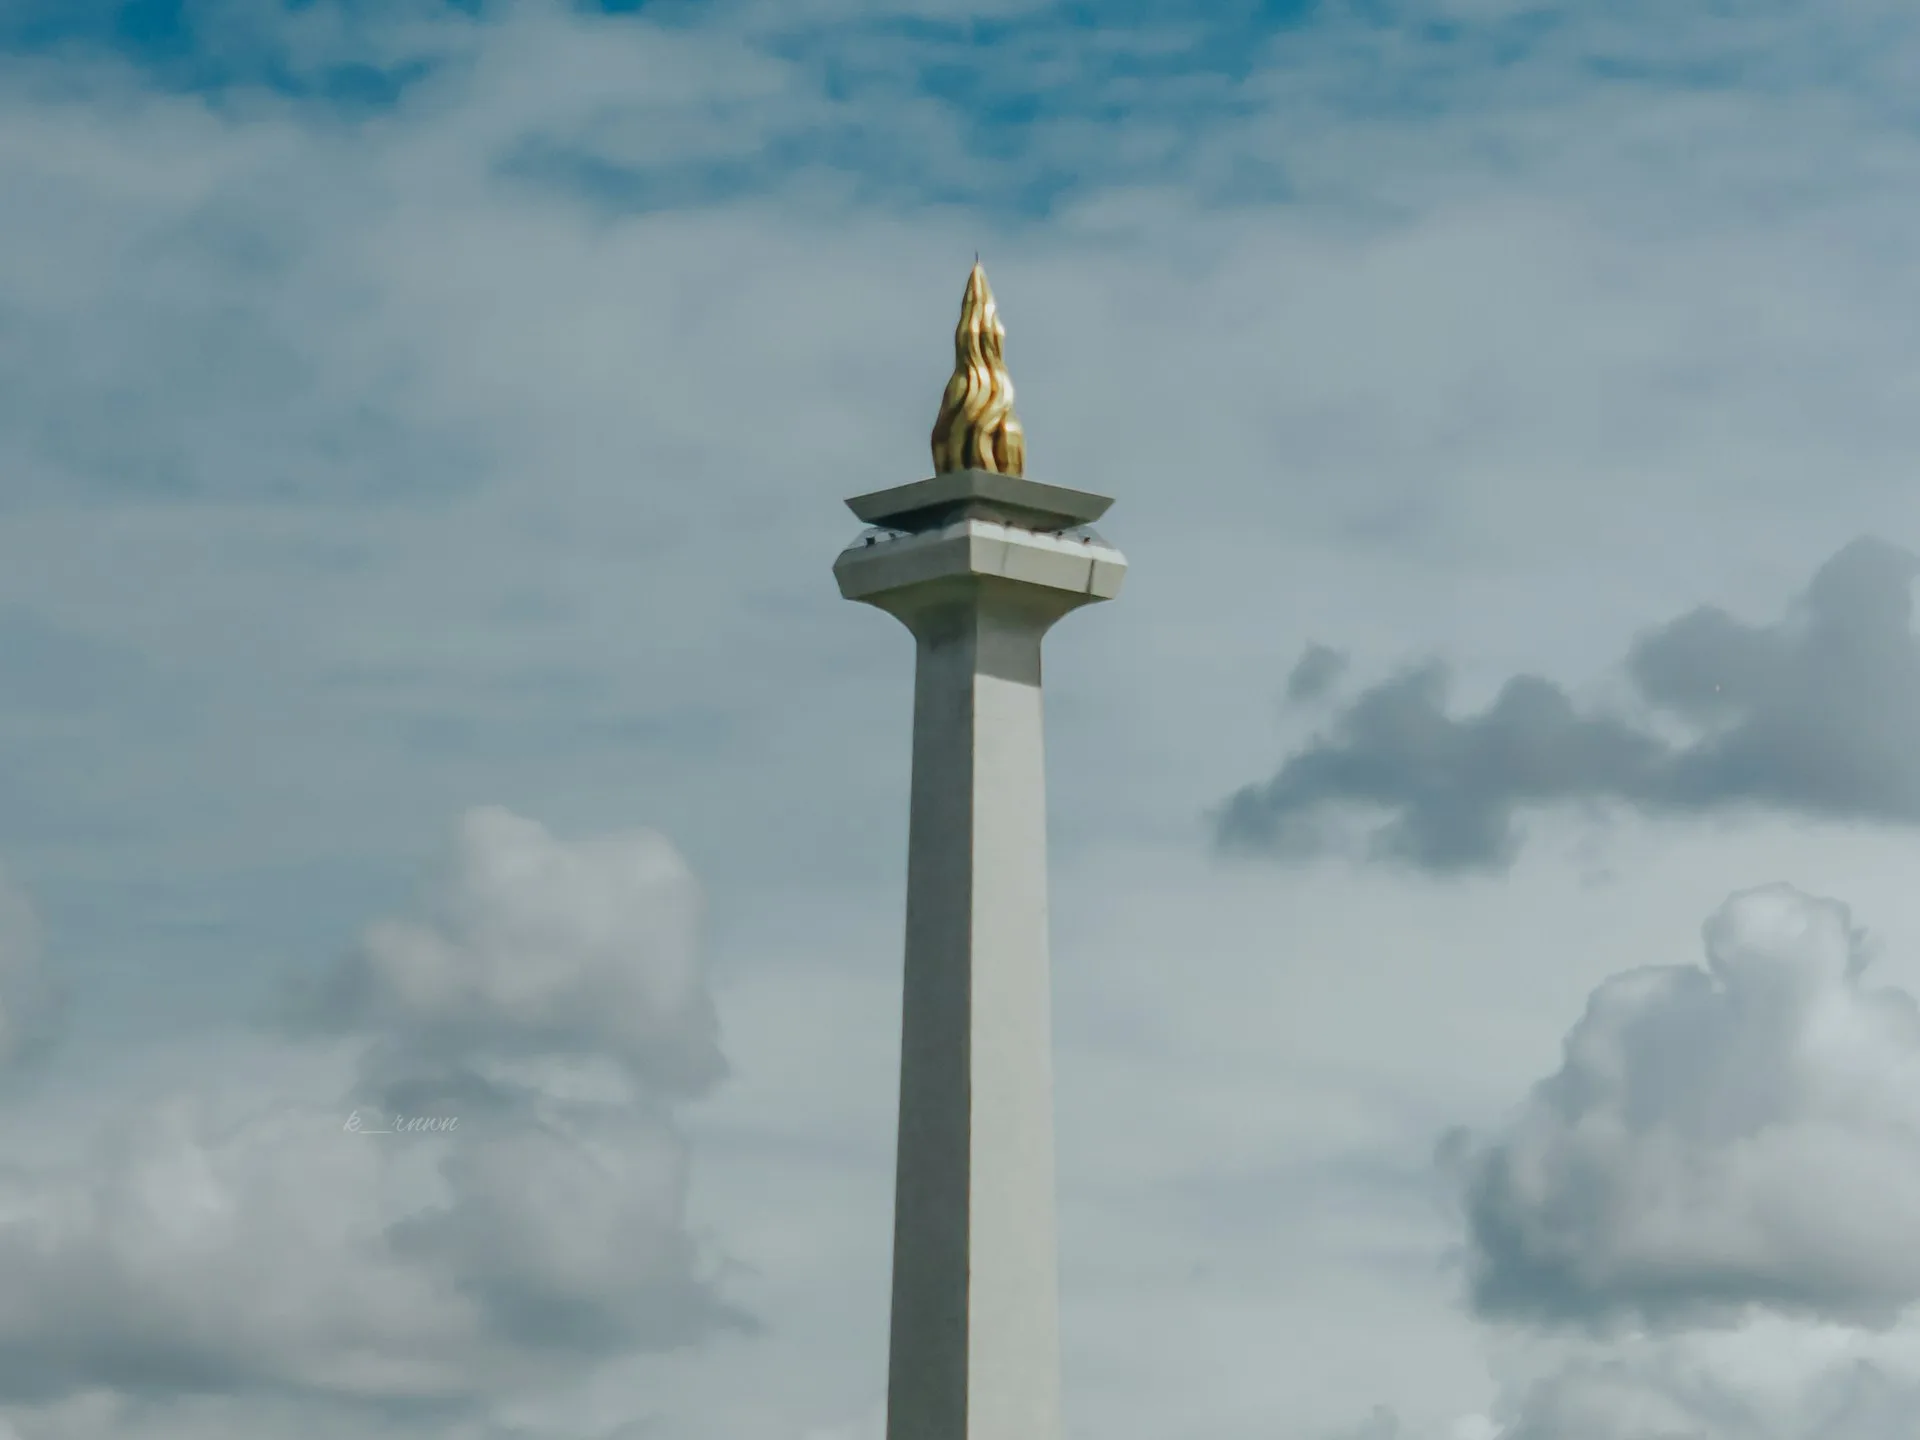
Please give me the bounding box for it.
[833,262,1127,1440]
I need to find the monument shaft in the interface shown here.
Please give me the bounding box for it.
[891,586,1064,1440]
[836,492,1124,1440]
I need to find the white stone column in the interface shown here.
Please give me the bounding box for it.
[835,471,1125,1440]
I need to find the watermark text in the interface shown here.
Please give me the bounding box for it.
[343,1109,460,1135]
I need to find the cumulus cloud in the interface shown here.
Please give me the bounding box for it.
[1219,538,1920,872]
[0,1096,496,1404]
[1451,883,1920,1329]
[386,1100,719,1354]
[296,806,725,1097]
[1331,1331,1920,1440]
[1492,1349,1920,1440]
[0,807,732,1412]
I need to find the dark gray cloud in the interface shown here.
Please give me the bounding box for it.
[1285,643,1349,705]
[1219,539,1920,872]
[1220,663,1667,871]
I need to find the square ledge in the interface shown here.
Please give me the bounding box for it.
[846,469,1112,534]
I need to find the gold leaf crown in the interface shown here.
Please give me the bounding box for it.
[930,260,1026,477]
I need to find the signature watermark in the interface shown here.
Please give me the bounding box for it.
[342,1109,460,1135]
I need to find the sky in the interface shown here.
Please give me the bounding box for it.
[7,0,1920,1435]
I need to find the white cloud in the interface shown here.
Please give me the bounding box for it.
[387,1100,719,1352]
[1456,883,1920,1326]
[0,1093,488,1404]
[1476,1319,1920,1440]
[0,807,728,1414]
[307,806,724,1096]
[1324,1322,1920,1440]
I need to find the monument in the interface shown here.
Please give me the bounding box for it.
[833,262,1127,1440]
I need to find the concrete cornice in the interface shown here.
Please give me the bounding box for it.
[834,516,1127,611]
[845,469,1113,535]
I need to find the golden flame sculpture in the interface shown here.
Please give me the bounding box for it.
[930,259,1026,477]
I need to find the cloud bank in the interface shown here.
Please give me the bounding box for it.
[0,807,731,1418]
[1331,1335,1920,1440]
[1221,539,1920,872]
[1494,1348,1920,1440]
